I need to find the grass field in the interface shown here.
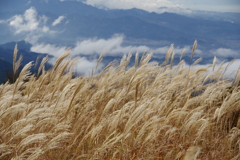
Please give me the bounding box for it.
[0,42,239,160]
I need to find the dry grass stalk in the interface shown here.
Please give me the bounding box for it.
[191,40,197,60]
[13,44,23,83]
[180,48,186,61]
[0,43,239,160]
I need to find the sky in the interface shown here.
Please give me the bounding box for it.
[0,0,239,74]
[81,0,240,13]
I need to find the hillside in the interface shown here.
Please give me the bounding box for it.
[0,42,53,83]
[0,58,12,83]
[0,44,239,159]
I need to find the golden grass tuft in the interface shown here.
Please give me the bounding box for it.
[0,42,240,159]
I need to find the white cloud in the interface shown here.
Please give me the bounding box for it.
[31,35,148,56]
[82,0,196,14]
[25,34,43,45]
[31,43,67,57]
[71,35,123,55]
[31,43,103,75]
[40,15,49,24]
[223,59,240,78]
[42,26,50,32]
[48,0,240,13]
[31,35,200,57]
[157,6,193,14]
[30,35,240,76]
[9,7,39,34]
[82,0,240,13]
[52,16,66,26]
[85,0,171,9]
[181,57,240,79]
[30,35,203,75]
[75,57,104,75]
[71,35,151,56]
[71,35,194,56]
[6,7,53,44]
[210,48,239,57]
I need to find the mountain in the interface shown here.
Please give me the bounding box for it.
[181,10,240,25]
[0,0,106,17]
[0,41,50,64]
[62,14,188,41]
[0,39,210,84]
[0,0,239,80]
[0,58,13,83]
[0,0,239,49]
[0,41,32,51]
[0,41,53,83]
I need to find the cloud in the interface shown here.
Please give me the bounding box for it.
[85,0,172,9]
[83,0,182,13]
[6,7,53,44]
[71,35,193,56]
[31,43,68,57]
[52,16,66,26]
[31,43,103,75]
[222,59,240,78]
[181,57,240,79]
[71,35,123,55]
[30,35,202,75]
[31,35,149,56]
[9,7,41,34]
[75,57,104,75]
[157,6,193,14]
[82,0,240,13]
[210,48,239,57]
[71,35,150,56]
[46,55,103,75]
[30,35,240,76]
[31,35,201,57]
[48,0,240,13]
[80,0,197,14]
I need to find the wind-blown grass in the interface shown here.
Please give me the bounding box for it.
[0,42,240,160]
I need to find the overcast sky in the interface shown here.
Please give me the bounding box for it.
[82,0,240,13]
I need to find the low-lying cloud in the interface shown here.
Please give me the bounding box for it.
[31,35,192,56]
[83,0,181,13]
[31,43,68,57]
[75,57,104,75]
[71,35,150,56]
[30,35,205,75]
[30,34,240,75]
[78,0,239,13]
[210,48,239,57]
[183,58,240,79]
[79,0,194,14]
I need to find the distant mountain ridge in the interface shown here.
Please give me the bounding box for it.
[0,0,239,50]
[0,41,32,51]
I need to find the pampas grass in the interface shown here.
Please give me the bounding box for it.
[0,42,240,159]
